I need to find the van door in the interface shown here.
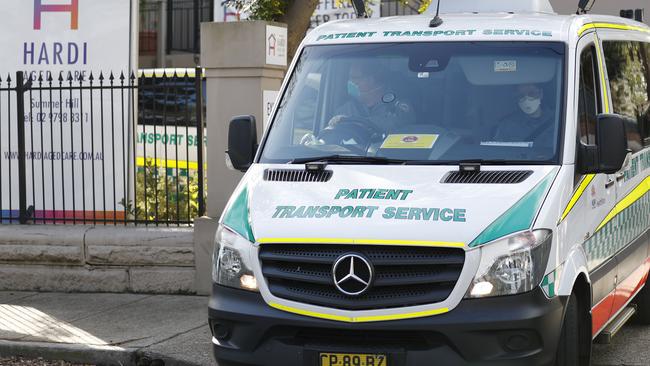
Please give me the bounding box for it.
[572,35,620,334]
[600,38,650,318]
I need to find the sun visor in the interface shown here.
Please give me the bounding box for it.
[459,57,560,86]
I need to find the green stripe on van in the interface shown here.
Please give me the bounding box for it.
[222,186,255,242]
[470,170,556,247]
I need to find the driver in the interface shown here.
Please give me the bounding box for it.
[493,83,554,144]
[328,62,416,133]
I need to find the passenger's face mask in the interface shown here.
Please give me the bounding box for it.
[519,96,541,115]
[348,81,361,98]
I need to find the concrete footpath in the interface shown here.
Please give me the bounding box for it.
[0,291,648,366]
[0,292,214,366]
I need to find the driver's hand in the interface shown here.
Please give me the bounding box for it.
[300,133,323,146]
[327,115,348,128]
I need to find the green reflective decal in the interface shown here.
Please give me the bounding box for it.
[540,270,557,298]
[222,186,255,242]
[470,170,556,247]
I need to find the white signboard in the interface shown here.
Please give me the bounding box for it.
[0,0,133,221]
[265,25,288,66]
[263,90,280,130]
[311,0,381,29]
[136,125,206,173]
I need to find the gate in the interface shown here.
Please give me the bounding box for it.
[0,68,206,226]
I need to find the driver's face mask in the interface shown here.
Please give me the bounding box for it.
[348,81,361,98]
[519,96,542,115]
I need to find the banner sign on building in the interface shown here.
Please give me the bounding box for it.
[0,0,134,221]
[214,1,381,29]
[311,0,381,29]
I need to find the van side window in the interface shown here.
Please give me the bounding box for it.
[578,46,600,145]
[602,41,650,152]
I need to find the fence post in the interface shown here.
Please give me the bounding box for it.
[15,71,31,224]
[195,66,206,217]
[166,0,173,55]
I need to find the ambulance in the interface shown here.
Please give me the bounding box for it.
[209,1,650,364]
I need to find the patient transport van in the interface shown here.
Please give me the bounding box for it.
[209,1,650,364]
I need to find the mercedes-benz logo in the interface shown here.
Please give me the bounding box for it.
[332,253,374,296]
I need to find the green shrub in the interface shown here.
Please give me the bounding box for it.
[121,161,202,223]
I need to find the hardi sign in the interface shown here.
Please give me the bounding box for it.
[28,0,88,66]
[266,25,287,66]
[24,42,88,65]
[0,0,135,219]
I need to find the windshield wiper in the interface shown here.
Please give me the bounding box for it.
[290,155,406,165]
[455,159,550,166]
[290,156,549,166]
[403,159,550,166]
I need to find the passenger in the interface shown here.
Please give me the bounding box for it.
[494,83,554,144]
[328,62,416,133]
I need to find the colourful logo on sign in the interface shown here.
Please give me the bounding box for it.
[402,136,419,143]
[34,0,79,30]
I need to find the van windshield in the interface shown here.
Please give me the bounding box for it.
[260,42,565,165]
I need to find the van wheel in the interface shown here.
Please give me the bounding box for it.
[556,293,589,366]
[634,272,650,324]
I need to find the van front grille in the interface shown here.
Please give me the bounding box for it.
[259,244,465,310]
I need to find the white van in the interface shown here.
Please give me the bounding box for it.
[210,1,650,365]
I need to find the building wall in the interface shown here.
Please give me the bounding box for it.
[551,0,648,25]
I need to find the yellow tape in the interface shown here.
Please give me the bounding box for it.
[269,302,449,323]
[257,237,465,248]
[579,23,650,37]
[136,157,199,170]
[596,176,650,232]
[559,174,596,223]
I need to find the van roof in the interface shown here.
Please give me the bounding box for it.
[305,13,650,45]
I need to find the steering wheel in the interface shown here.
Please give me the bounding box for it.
[316,115,383,153]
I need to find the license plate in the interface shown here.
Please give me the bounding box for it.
[320,353,388,366]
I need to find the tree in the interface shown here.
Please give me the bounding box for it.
[224,0,430,60]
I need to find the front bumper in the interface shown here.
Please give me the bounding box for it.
[209,284,566,366]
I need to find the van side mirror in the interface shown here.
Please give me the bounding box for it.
[227,115,258,172]
[578,114,629,174]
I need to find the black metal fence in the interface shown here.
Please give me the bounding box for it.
[0,68,205,226]
[167,0,214,53]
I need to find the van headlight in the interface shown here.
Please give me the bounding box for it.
[466,230,552,298]
[213,225,259,292]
